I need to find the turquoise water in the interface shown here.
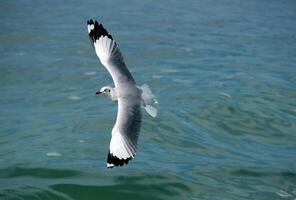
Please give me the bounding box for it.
[1,0,296,199]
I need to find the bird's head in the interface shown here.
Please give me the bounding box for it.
[96,86,117,101]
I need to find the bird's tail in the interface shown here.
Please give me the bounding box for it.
[139,84,158,118]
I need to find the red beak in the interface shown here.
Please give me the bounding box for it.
[96,90,102,95]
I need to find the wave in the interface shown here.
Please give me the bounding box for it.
[0,166,192,200]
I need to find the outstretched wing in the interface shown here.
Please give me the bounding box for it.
[87,19,142,168]
[107,96,142,168]
[87,19,135,87]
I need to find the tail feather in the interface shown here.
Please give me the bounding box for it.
[144,105,158,118]
[140,84,158,118]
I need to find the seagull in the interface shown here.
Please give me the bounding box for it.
[87,19,158,168]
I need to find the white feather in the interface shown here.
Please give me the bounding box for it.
[94,36,114,64]
[110,131,136,159]
[144,105,158,118]
[140,84,158,117]
[87,25,91,33]
[88,20,156,167]
[107,163,114,168]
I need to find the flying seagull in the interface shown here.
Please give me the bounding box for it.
[87,19,158,168]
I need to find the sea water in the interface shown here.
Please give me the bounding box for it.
[1,0,296,199]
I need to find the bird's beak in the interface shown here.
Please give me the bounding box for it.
[96,90,102,95]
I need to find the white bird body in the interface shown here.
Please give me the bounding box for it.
[87,19,158,168]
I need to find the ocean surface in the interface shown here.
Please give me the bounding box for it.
[1,0,296,199]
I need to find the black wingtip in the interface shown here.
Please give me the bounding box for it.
[107,151,134,168]
[87,19,94,25]
[87,18,113,43]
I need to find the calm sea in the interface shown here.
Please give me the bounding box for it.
[1,0,296,199]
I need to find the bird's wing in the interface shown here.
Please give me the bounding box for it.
[87,19,135,87]
[107,96,142,168]
[87,19,142,168]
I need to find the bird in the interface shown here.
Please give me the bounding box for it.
[87,19,158,168]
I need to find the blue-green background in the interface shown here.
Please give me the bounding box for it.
[1,0,296,199]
